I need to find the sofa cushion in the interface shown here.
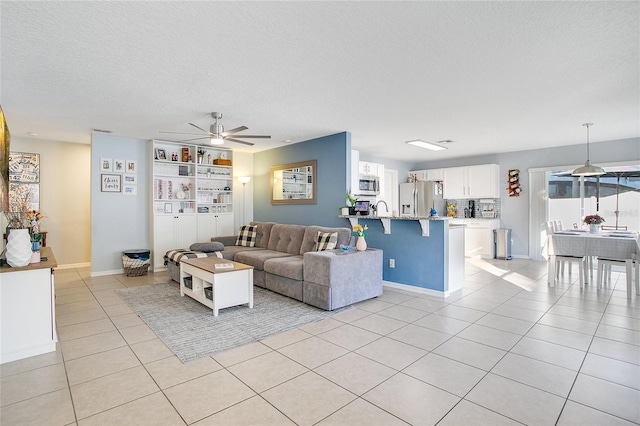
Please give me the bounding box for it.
[235,225,258,247]
[267,224,307,255]
[234,249,294,271]
[189,242,224,253]
[314,231,338,251]
[248,222,277,249]
[300,226,351,254]
[264,255,304,281]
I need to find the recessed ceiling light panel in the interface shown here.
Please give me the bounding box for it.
[406,139,447,151]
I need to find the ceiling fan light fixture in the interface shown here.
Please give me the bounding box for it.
[210,135,224,145]
[406,139,447,151]
[572,123,605,177]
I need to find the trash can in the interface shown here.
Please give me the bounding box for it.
[494,229,512,260]
[122,249,151,276]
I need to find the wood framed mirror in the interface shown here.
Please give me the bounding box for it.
[271,160,316,204]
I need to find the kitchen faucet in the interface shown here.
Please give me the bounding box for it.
[372,200,389,217]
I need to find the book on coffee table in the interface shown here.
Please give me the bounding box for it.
[214,263,235,270]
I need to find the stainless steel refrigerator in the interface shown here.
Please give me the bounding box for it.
[400,181,444,217]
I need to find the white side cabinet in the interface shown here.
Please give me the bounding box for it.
[1,247,57,364]
[197,214,234,242]
[153,214,197,269]
[443,164,499,199]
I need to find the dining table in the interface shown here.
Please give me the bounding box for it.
[544,230,639,298]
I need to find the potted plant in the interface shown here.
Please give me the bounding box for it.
[583,214,605,233]
[345,191,358,216]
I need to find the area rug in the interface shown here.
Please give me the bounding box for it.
[116,282,348,362]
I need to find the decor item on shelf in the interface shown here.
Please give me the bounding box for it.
[583,214,604,233]
[447,203,457,217]
[176,183,191,199]
[353,224,368,251]
[197,148,205,164]
[6,228,33,267]
[572,123,605,177]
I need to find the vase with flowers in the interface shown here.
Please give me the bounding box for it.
[583,214,605,234]
[353,224,368,251]
[27,210,44,263]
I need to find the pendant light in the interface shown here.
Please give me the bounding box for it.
[572,123,605,177]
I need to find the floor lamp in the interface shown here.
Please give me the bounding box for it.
[238,176,251,226]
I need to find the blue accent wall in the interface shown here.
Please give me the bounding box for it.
[253,132,350,227]
[351,218,447,292]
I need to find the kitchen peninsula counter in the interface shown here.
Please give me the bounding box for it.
[1,247,58,363]
[339,217,464,296]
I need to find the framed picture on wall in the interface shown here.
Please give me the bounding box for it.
[123,174,137,184]
[126,160,137,174]
[123,185,137,196]
[100,158,113,172]
[113,159,125,173]
[101,174,121,192]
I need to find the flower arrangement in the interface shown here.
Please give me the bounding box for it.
[181,183,192,192]
[583,214,605,225]
[447,203,457,217]
[27,210,43,242]
[353,224,368,237]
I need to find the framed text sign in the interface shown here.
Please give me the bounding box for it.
[101,174,122,192]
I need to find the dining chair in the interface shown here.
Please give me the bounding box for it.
[547,220,577,281]
[597,257,637,299]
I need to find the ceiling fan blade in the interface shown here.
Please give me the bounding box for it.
[221,126,248,136]
[188,122,213,134]
[224,137,255,146]
[176,136,210,142]
[159,131,208,136]
[230,135,271,139]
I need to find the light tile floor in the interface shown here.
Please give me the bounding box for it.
[1,258,639,425]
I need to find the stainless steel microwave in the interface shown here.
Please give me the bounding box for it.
[358,175,380,195]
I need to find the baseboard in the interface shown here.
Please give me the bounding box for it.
[90,268,124,277]
[383,281,448,298]
[56,262,91,270]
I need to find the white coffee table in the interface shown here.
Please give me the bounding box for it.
[179,257,254,316]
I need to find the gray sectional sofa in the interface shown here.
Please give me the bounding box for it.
[167,221,383,310]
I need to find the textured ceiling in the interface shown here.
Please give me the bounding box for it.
[1,1,638,162]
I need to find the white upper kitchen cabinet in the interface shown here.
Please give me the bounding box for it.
[443,164,500,199]
[410,169,444,182]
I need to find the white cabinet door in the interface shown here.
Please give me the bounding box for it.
[197,214,217,242]
[176,214,197,249]
[216,214,234,236]
[468,164,499,198]
[409,170,428,181]
[197,214,234,242]
[154,215,177,269]
[426,169,444,181]
[443,167,467,198]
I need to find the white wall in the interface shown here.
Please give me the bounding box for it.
[5,137,91,266]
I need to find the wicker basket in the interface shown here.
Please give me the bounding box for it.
[121,250,151,277]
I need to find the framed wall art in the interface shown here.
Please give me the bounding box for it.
[113,159,125,172]
[101,174,121,192]
[100,158,113,172]
[123,174,137,184]
[126,160,137,173]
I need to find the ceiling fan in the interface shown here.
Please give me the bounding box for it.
[160,112,270,146]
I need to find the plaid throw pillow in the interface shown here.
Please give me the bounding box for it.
[314,231,338,251]
[235,225,258,247]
